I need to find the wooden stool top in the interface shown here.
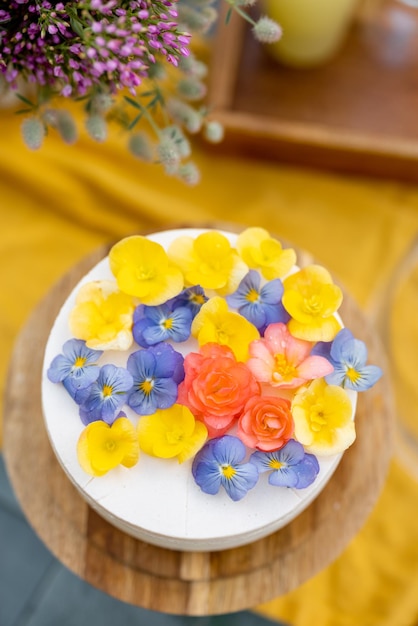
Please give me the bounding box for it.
[3,244,395,616]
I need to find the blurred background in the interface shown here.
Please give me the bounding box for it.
[2,0,418,624]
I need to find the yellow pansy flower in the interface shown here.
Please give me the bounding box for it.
[167,230,248,294]
[109,235,184,305]
[291,378,355,456]
[282,264,343,341]
[236,227,296,280]
[77,416,140,476]
[137,404,208,463]
[191,296,259,362]
[69,280,136,350]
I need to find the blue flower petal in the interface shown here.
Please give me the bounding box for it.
[222,464,259,501]
[268,466,298,488]
[194,461,222,495]
[212,435,246,466]
[259,278,283,304]
[47,354,72,383]
[293,454,320,489]
[148,343,185,382]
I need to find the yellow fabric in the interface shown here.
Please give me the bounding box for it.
[2,103,418,625]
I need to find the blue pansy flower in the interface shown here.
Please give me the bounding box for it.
[192,435,259,501]
[226,270,289,334]
[167,285,208,318]
[132,302,193,348]
[314,328,382,391]
[126,344,184,415]
[47,338,102,390]
[79,364,133,425]
[47,339,103,404]
[249,440,319,488]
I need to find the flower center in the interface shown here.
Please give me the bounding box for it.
[139,378,154,395]
[102,384,113,397]
[162,317,174,330]
[303,295,322,315]
[221,464,236,480]
[105,439,117,452]
[191,293,205,305]
[269,459,284,470]
[166,428,184,444]
[136,266,155,280]
[273,354,297,381]
[346,367,361,384]
[246,288,260,303]
[309,403,327,432]
[74,356,87,368]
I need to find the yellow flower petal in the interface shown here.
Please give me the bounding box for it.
[69,280,136,350]
[287,315,342,342]
[282,265,343,342]
[109,235,184,305]
[291,378,355,456]
[236,227,296,279]
[168,231,248,294]
[137,404,208,463]
[191,296,259,361]
[77,417,139,476]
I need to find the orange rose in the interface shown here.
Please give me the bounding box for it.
[237,395,294,451]
[177,343,260,437]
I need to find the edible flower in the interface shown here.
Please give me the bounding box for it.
[282,265,343,342]
[313,329,383,391]
[137,404,208,463]
[77,414,139,477]
[109,235,184,305]
[236,227,296,280]
[47,338,102,393]
[249,439,319,488]
[191,296,259,361]
[178,343,260,437]
[79,364,134,425]
[192,435,259,501]
[69,280,136,350]
[291,378,355,456]
[167,285,208,318]
[167,230,248,294]
[126,344,184,415]
[132,302,192,348]
[247,322,333,389]
[237,395,294,451]
[226,270,289,334]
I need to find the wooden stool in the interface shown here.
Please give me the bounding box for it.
[3,244,395,616]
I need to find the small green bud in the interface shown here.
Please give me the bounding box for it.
[128,132,154,162]
[204,120,224,143]
[253,16,282,44]
[177,78,207,102]
[85,114,107,142]
[21,117,45,150]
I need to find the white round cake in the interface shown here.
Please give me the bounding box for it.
[41,227,373,552]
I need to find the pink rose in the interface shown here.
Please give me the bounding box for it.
[177,343,260,437]
[237,395,294,451]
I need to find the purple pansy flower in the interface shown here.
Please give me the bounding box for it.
[126,344,184,415]
[167,285,208,318]
[79,364,133,425]
[47,339,102,402]
[192,435,259,501]
[132,302,193,347]
[226,270,290,334]
[313,328,382,391]
[249,440,319,488]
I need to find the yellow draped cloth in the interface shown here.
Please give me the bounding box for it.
[2,102,418,626]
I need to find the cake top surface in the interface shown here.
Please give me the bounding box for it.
[42,228,381,550]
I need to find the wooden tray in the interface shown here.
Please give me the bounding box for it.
[3,238,395,615]
[207,0,418,182]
